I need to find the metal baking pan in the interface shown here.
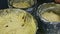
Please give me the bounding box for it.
[37,3,60,34]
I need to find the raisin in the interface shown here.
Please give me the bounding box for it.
[5,25,8,27]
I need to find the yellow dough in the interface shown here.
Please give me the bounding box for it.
[0,9,37,34]
[41,11,60,22]
[13,2,30,8]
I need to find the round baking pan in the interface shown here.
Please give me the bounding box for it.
[8,0,37,9]
[37,3,60,34]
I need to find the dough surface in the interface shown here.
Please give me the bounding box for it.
[13,2,30,8]
[0,9,37,34]
[41,11,60,22]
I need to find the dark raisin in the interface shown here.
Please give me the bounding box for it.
[22,16,24,19]
[21,24,24,27]
[5,25,8,27]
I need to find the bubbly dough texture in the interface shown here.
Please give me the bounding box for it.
[0,9,37,34]
[41,11,60,22]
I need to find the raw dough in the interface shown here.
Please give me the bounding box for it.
[0,9,37,34]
